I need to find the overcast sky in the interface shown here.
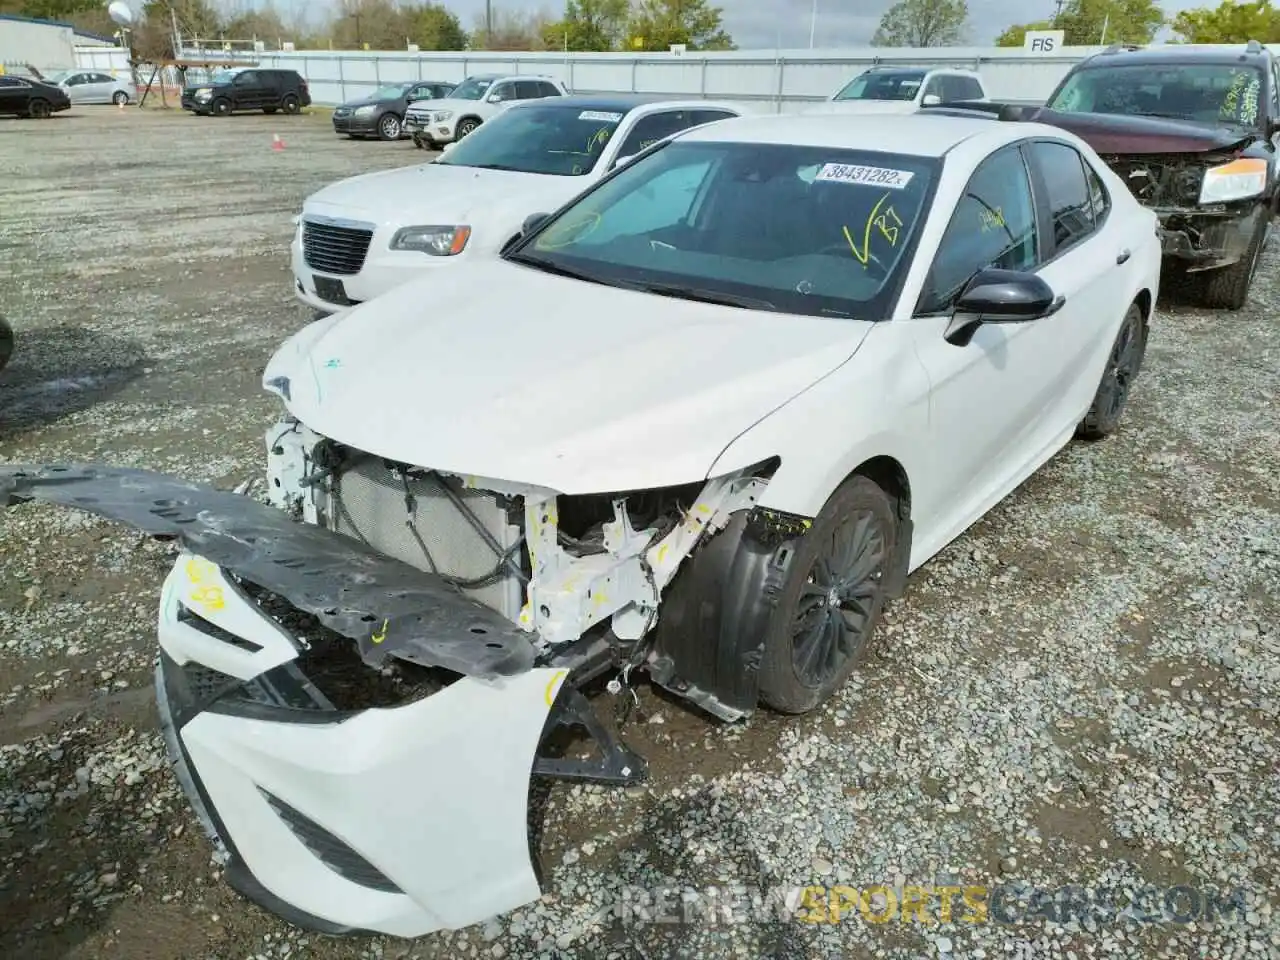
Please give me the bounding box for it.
[230,0,1196,49]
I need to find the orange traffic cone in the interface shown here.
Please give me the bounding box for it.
[272,134,285,151]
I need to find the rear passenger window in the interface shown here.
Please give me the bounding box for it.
[953,76,984,100]
[515,80,541,99]
[1029,141,1094,254]
[538,81,563,97]
[919,145,1038,314]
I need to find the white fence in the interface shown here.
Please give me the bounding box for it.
[170,46,1115,111]
[72,46,135,74]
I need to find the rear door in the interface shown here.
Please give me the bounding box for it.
[87,73,118,103]
[1023,138,1138,426]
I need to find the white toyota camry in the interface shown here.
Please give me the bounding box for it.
[2,111,1160,938]
[291,94,743,315]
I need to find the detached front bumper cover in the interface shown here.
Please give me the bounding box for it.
[2,463,650,937]
[0,464,535,677]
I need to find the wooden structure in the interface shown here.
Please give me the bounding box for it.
[133,57,257,108]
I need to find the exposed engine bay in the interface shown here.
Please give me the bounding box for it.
[1098,147,1269,270]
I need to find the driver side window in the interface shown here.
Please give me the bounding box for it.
[918,145,1038,315]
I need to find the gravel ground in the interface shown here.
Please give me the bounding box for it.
[1,108,1278,960]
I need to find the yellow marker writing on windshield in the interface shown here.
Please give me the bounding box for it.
[842,191,893,266]
[371,619,389,644]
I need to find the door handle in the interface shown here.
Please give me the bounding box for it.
[1116,249,1131,264]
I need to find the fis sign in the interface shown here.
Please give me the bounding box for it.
[1025,29,1065,53]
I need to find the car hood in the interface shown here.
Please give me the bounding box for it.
[303,164,589,249]
[1031,108,1259,155]
[406,96,485,114]
[805,101,922,116]
[336,97,395,110]
[263,260,874,494]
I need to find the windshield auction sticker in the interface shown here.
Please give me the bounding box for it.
[816,163,915,190]
[579,110,624,122]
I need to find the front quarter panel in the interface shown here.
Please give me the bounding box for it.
[708,322,930,519]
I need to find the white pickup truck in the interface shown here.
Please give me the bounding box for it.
[804,66,988,116]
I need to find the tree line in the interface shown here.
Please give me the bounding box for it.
[0,0,736,58]
[867,0,1279,48]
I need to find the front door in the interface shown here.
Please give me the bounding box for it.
[905,142,1064,544]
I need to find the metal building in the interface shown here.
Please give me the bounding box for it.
[0,13,119,75]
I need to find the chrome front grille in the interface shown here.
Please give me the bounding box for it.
[302,218,374,276]
[324,459,524,623]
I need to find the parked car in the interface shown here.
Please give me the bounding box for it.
[403,72,568,148]
[332,80,455,141]
[0,316,12,372]
[804,65,988,116]
[0,110,1162,939]
[293,95,744,314]
[44,69,134,105]
[181,68,310,116]
[1030,41,1280,310]
[0,75,71,118]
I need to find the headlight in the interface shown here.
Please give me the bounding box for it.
[390,225,471,256]
[194,88,212,100]
[354,105,377,117]
[433,110,453,122]
[1199,158,1268,204]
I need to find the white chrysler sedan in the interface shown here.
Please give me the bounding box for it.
[2,111,1160,939]
[291,94,744,315]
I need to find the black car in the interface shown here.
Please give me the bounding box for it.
[0,316,13,372]
[1036,41,1280,310]
[332,80,455,141]
[182,68,311,117]
[0,75,71,119]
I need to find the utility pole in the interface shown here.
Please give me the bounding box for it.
[485,0,493,47]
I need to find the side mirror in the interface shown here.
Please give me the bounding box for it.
[921,93,942,106]
[944,268,1065,346]
[521,212,551,236]
[486,92,502,103]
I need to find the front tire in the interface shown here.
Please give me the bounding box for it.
[378,112,402,140]
[211,98,232,117]
[28,98,52,119]
[1201,212,1267,311]
[1077,301,1147,440]
[455,117,479,139]
[758,476,898,715]
[112,90,129,106]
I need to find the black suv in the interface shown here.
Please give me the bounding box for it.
[182,69,311,117]
[0,75,71,119]
[1037,41,1280,309]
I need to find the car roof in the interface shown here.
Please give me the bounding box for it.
[675,112,1010,158]
[1079,44,1272,68]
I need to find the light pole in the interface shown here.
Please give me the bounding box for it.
[808,0,817,48]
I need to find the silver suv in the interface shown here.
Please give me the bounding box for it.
[405,73,569,149]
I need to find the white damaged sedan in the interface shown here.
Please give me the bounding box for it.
[1,111,1161,937]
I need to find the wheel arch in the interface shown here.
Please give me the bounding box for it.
[1133,287,1153,324]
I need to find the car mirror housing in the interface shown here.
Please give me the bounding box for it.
[945,268,1065,346]
[521,212,551,236]
[921,93,942,106]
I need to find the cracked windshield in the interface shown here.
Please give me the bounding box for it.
[1047,63,1266,128]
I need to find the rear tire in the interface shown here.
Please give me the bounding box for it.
[281,94,300,115]
[1200,212,1266,310]
[758,476,898,715]
[28,98,52,119]
[1077,301,1147,440]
